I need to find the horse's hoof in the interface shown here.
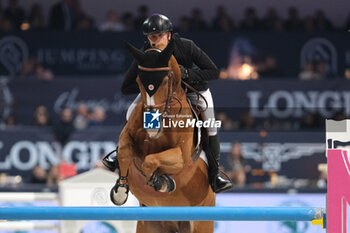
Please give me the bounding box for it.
[148,171,176,193]
[153,174,176,193]
[151,174,163,191]
[110,182,129,206]
[159,174,176,193]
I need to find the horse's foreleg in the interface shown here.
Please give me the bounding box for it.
[141,146,184,192]
[110,132,135,206]
[117,137,134,180]
[141,146,183,179]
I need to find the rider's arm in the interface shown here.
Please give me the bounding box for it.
[182,38,220,82]
[121,60,139,95]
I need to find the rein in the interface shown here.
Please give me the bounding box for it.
[181,80,209,112]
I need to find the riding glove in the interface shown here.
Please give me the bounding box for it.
[179,65,189,81]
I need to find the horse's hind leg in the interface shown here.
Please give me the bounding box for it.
[178,221,192,233]
[137,221,191,233]
[192,221,214,233]
[136,221,167,233]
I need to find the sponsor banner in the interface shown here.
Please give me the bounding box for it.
[5,78,350,126]
[0,32,143,76]
[210,79,350,119]
[0,127,120,181]
[7,78,135,125]
[0,32,349,76]
[215,193,326,233]
[326,120,350,233]
[0,128,326,182]
[220,132,326,181]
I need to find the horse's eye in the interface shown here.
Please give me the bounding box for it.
[163,79,168,86]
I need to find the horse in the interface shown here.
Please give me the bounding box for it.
[110,40,215,233]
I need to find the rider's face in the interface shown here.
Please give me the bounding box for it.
[147,32,171,50]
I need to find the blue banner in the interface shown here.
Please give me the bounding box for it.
[0,32,349,77]
[0,127,326,182]
[5,79,350,126]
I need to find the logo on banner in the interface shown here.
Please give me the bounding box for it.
[269,200,311,233]
[300,37,337,74]
[247,90,350,118]
[143,111,161,129]
[0,36,29,76]
[241,143,324,171]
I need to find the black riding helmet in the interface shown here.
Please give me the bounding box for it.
[142,14,173,35]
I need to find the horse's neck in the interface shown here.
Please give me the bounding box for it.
[175,84,185,98]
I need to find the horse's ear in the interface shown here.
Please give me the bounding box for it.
[159,39,174,63]
[124,41,145,63]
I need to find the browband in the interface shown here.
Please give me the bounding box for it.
[138,65,170,72]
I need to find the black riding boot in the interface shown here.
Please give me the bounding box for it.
[207,135,233,193]
[102,148,119,172]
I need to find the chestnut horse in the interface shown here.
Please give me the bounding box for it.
[110,40,215,233]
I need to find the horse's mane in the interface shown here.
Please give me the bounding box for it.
[168,56,182,91]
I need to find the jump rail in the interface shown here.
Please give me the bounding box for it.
[0,206,324,221]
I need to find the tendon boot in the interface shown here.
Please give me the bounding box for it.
[102,147,119,172]
[207,135,233,193]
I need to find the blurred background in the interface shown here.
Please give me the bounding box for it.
[0,0,348,232]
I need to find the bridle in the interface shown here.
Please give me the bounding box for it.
[138,48,186,115]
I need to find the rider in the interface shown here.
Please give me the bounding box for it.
[103,13,233,193]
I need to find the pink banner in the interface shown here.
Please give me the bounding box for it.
[327,149,350,233]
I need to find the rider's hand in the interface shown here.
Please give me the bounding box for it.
[179,65,189,81]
